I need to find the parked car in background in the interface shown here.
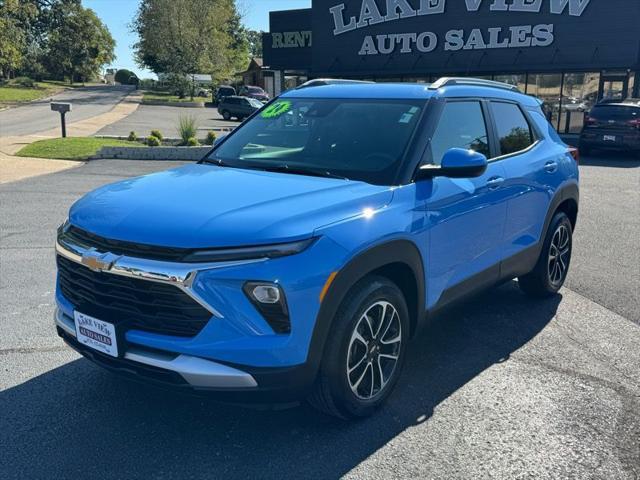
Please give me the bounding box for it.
[215,85,236,104]
[239,85,270,103]
[580,99,640,155]
[196,87,211,98]
[217,95,263,121]
[54,79,579,419]
[563,98,589,112]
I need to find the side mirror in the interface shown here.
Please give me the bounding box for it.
[416,148,488,180]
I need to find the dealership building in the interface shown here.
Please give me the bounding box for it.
[262,0,640,134]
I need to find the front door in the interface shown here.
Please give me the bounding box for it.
[423,100,508,308]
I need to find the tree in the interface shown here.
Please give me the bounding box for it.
[132,0,249,91]
[245,30,263,58]
[45,3,115,83]
[0,0,36,78]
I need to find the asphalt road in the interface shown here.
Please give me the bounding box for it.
[0,85,133,136]
[96,104,240,138]
[1,155,639,479]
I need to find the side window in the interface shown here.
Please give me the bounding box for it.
[429,101,490,165]
[490,102,535,156]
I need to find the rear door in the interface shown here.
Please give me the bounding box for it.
[492,101,565,270]
[424,99,508,307]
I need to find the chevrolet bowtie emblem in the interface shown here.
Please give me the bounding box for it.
[81,249,118,272]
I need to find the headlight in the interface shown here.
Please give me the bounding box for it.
[181,237,317,263]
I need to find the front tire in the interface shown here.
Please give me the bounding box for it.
[519,212,573,298]
[221,110,231,120]
[308,276,409,419]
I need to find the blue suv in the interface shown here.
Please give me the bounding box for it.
[55,78,579,418]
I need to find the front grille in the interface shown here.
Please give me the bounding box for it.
[57,255,212,337]
[64,225,192,262]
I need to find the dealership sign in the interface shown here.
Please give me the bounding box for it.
[329,0,592,56]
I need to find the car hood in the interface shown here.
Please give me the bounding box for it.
[69,164,393,248]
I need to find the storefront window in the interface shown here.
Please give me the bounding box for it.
[494,74,527,92]
[284,75,308,91]
[527,74,563,129]
[560,72,600,133]
[629,72,636,98]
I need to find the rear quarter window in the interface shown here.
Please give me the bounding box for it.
[490,102,535,156]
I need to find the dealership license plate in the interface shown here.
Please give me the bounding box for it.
[74,311,118,358]
[603,135,617,142]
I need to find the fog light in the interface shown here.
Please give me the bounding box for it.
[243,281,291,334]
[251,284,281,304]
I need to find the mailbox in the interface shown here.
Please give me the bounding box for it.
[50,102,72,113]
[50,102,72,137]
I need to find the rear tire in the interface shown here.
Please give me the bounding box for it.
[307,276,409,419]
[519,212,573,298]
[221,110,231,121]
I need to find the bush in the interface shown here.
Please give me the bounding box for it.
[146,135,161,147]
[150,130,163,141]
[186,137,199,147]
[205,131,217,145]
[115,69,138,85]
[127,131,138,142]
[177,115,198,144]
[14,77,35,88]
[166,73,190,98]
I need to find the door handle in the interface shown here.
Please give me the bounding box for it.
[486,177,505,190]
[544,161,559,173]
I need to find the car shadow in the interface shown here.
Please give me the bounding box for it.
[580,151,640,168]
[1,281,560,480]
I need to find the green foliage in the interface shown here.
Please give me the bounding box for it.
[186,137,199,147]
[115,69,138,85]
[45,2,115,83]
[13,76,35,87]
[245,30,264,58]
[146,135,161,147]
[177,115,198,145]
[205,131,217,146]
[165,73,191,98]
[127,131,138,142]
[150,130,163,141]
[132,0,249,84]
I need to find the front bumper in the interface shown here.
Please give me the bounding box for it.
[55,308,258,389]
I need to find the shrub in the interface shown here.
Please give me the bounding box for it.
[150,130,163,141]
[14,77,35,88]
[146,135,161,147]
[166,73,191,98]
[186,137,199,147]
[115,69,138,85]
[205,131,217,145]
[177,115,198,144]
[127,131,138,142]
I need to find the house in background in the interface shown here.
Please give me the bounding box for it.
[238,58,266,88]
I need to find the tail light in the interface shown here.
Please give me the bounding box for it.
[628,118,640,128]
[584,116,597,126]
[568,147,579,165]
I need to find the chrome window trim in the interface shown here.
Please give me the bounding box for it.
[55,238,266,318]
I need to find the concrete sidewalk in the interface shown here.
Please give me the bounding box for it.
[0,91,142,184]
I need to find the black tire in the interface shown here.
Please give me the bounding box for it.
[221,110,231,121]
[519,212,573,298]
[307,276,409,419]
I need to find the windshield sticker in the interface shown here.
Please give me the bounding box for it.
[261,101,292,119]
[409,107,420,114]
[399,113,414,124]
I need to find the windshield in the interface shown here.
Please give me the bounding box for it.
[247,87,264,94]
[208,98,425,185]
[247,98,264,108]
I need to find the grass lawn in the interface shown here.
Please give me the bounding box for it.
[142,91,203,103]
[16,137,143,161]
[0,84,59,104]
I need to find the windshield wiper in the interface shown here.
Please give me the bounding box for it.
[258,165,349,180]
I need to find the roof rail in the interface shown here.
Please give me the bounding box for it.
[296,79,374,89]
[430,77,522,93]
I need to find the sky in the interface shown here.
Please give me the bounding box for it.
[82,0,311,79]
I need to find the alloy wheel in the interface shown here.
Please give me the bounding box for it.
[548,224,571,287]
[346,301,402,400]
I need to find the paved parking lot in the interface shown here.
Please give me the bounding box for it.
[96,104,240,138]
[1,154,639,479]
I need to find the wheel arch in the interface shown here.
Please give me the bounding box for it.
[543,182,579,240]
[306,239,425,372]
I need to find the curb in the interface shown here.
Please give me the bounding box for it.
[141,100,206,108]
[95,146,212,161]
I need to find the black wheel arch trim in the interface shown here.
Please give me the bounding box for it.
[542,181,579,243]
[306,239,425,377]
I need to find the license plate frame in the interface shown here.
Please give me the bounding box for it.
[74,311,119,358]
[603,135,617,142]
